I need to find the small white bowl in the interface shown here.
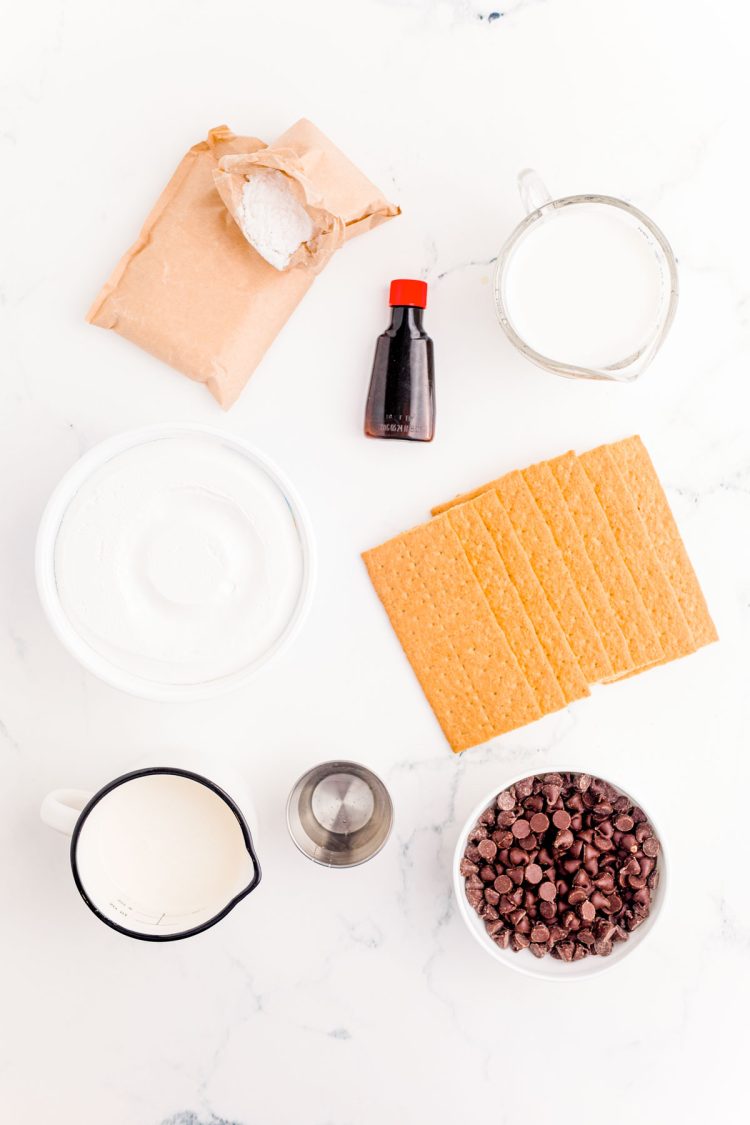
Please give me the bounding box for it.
[453,767,667,981]
[35,423,316,702]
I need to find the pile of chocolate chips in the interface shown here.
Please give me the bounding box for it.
[461,772,660,961]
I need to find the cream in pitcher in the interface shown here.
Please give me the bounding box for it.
[40,762,261,940]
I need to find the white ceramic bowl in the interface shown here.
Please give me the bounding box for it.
[453,768,667,980]
[36,423,316,702]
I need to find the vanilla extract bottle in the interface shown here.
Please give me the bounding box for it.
[364,279,435,442]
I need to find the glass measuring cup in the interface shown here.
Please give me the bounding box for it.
[494,170,679,383]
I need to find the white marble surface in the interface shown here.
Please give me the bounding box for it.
[1,1,749,1122]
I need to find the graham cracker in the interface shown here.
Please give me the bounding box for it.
[580,446,694,662]
[472,490,590,705]
[432,475,505,518]
[362,515,541,752]
[492,472,613,683]
[545,451,662,673]
[447,502,567,716]
[607,436,717,649]
[522,459,634,678]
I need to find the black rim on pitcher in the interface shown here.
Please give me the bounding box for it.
[69,766,262,942]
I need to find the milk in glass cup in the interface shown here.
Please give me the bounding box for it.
[494,170,678,383]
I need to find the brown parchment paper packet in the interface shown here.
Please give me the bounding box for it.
[213,141,343,272]
[87,119,400,408]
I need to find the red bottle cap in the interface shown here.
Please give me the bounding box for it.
[389,279,427,309]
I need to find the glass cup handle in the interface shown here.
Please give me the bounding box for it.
[518,169,552,214]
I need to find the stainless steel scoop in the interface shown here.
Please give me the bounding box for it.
[286,761,393,867]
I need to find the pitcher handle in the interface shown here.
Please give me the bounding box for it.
[40,789,93,836]
[518,168,552,214]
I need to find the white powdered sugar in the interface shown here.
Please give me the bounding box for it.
[239,169,316,270]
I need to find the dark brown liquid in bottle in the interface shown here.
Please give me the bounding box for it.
[364,305,435,442]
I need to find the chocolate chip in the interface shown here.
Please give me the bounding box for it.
[614,814,634,832]
[497,790,516,811]
[459,858,478,877]
[466,886,483,908]
[572,869,592,891]
[579,900,596,923]
[530,812,550,834]
[494,928,511,949]
[529,942,548,958]
[594,938,613,957]
[530,924,550,943]
[577,928,595,945]
[484,888,500,906]
[556,941,575,961]
[477,838,498,862]
[524,863,543,885]
[494,874,513,894]
[539,900,557,920]
[519,833,538,852]
[497,811,517,828]
[552,809,571,830]
[554,829,574,852]
[511,932,530,951]
[485,918,505,936]
[642,837,659,857]
[539,881,557,901]
[509,847,527,865]
[512,819,531,839]
[594,920,615,942]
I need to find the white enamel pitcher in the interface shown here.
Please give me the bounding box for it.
[41,754,261,941]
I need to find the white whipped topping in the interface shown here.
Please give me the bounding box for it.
[239,169,315,270]
[54,433,304,686]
